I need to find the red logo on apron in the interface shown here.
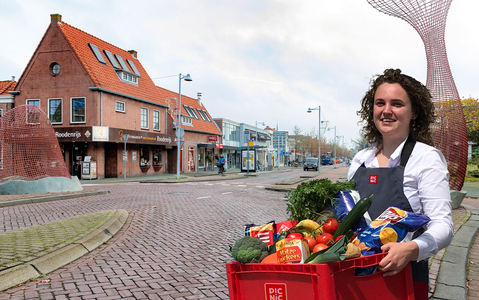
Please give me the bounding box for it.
[369,175,378,184]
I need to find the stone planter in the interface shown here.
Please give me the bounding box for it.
[450,190,467,209]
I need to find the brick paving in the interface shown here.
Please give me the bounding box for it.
[0,167,475,299]
[0,210,116,272]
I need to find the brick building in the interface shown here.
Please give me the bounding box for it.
[12,14,220,179]
[0,80,16,117]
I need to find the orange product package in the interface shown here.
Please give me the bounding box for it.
[275,238,310,264]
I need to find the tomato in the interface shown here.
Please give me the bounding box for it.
[312,243,329,253]
[316,233,334,246]
[334,235,343,242]
[287,232,303,239]
[303,236,317,252]
[322,218,339,235]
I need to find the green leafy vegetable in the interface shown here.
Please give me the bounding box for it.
[285,178,355,221]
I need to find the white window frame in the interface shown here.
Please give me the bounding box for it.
[141,107,149,129]
[70,97,86,124]
[26,99,40,108]
[153,110,160,131]
[181,116,193,126]
[48,98,63,124]
[116,101,125,113]
[0,108,3,117]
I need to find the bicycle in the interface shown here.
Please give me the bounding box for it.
[218,164,225,176]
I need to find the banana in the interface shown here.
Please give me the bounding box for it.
[296,219,323,237]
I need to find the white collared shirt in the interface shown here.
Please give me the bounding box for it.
[348,138,453,261]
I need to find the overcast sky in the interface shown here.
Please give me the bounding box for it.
[1,0,478,149]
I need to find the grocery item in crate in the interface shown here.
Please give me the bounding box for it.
[244,220,275,246]
[324,190,370,234]
[352,206,430,257]
[275,220,298,237]
[275,237,310,264]
[230,236,269,264]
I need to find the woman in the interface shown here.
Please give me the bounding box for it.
[348,69,453,299]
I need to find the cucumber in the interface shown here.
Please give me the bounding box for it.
[333,195,373,239]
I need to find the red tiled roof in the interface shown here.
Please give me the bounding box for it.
[56,21,162,104]
[56,18,220,135]
[156,86,221,135]
[0,81,16,95]
[264,126,276,132]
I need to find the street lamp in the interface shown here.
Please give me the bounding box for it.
[328,125,337,168]
[307,106,320,173]
[176,73,192,180]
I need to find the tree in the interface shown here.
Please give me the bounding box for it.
[462,97,479,144]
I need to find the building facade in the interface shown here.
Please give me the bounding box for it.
[12,14,220,179]
[0,80,16,117]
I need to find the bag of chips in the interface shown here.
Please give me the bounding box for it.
[352,207,430,257]
[324,190,370,234]
[244,221,275,246]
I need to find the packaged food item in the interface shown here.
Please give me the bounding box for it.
[352,207,430,257]
[244,221,275,246]
[324,190,370,234]
[275,238,310,264]
[275,220,298,237]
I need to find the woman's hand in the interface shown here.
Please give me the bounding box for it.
[378,241,419,277]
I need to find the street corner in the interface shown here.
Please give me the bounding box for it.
[0,209,129,292]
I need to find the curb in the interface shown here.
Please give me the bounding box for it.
[0,190,110,208]
[431,204,479,300]
[0,209,129,292]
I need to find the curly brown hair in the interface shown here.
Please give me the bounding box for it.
[358,68,435,146]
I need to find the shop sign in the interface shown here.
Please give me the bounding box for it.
[208,136,217,141]
[114,129,175,145]
[216,143,223,148]
[92,126,109,141]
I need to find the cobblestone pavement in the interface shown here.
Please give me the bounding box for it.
[0,172,305,299]
[0,167,475,300]
[0,210,117,272]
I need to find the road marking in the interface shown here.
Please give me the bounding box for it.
[197,196,211,199]
[238,185,246,187]
[205,184,214,186]
[222,192,233,195]
[255,186,264,188]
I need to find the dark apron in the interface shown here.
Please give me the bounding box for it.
[352,136,429,284]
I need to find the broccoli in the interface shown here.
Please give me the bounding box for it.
[230,236,269,263]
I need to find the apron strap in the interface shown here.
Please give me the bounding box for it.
[400,136,416,167]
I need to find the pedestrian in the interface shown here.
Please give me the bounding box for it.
[218,153,226,175]
[347,68,453,300]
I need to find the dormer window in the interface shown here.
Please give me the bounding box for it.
[116,71,138,84]
[181,116,193,126]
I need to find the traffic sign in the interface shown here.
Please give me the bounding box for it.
[176,128,185,138]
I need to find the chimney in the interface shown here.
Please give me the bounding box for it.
[197,92,202,106]
[51,13,62,24]
[128,50,137,58]
[12,76,15,81]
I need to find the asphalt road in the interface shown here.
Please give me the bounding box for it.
[0,168,323,299]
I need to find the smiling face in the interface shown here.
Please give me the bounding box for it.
[373,83,414,143]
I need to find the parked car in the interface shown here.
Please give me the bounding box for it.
[303,158,319,171]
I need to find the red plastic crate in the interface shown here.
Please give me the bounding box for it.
[226,253,414,300]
